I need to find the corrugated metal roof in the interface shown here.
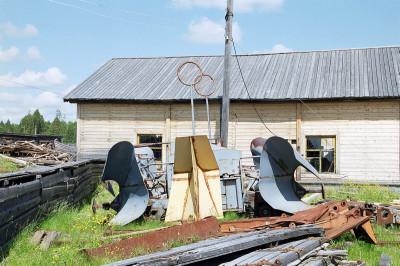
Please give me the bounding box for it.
[64,46,400,103]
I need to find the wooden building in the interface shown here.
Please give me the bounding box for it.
[64,46,400,182]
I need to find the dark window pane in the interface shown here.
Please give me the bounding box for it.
[306,150,320,157]
[153,149,162,162]
[309,158,320,172]
[321,151,334,172]
[138,134,163,166]
[307,137,321,149]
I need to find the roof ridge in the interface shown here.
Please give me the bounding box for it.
[111,46,400,60]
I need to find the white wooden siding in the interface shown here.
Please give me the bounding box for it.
[77,101,400,182]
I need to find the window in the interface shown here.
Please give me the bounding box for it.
[306,136,335,173]
[137,134,163,164]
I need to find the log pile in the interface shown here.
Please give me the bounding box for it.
[0,141,73,166]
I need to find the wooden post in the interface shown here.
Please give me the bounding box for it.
[221,0,234,147]
[296,103,302,181]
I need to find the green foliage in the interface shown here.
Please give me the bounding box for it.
[0,109,77,144]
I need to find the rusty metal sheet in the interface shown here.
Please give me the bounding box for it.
[84,216,221,259]
[165,136,223,223]
[218,200,377,244]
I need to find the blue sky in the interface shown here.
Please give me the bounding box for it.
[0,0,399,123]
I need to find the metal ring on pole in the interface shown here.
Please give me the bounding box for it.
[194,74,216,97]
[177,61,203,86]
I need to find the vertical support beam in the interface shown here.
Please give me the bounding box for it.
[165,104,171,164]
[296,103,302,181]
[221,0,234,147]
[76,103,81,160]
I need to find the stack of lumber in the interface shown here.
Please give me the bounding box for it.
[0,141,73,166]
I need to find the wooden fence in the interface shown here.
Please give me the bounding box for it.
[0,159,105,257]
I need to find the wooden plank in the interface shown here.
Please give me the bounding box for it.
[107,225,324,266]
[41,184,75,203]
[37,194,74,216]
[0,206,39,246]
[0,196,40,226]
[40,169,73,188]
[0,188,40,213]
[39,231,61,250]
[0,179,41,203]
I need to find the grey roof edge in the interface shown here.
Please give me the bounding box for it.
[107,45,400,59]
[64,96,400,104]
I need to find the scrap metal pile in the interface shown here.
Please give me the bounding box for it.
[83,135,396,264]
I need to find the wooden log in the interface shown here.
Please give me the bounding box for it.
[0,196,40,226]
[0,154,27,167]
[41,185,75,203]
[0,179,41,203]
[0,188,40,213]
[37,194,74,216]
[0,206,38,246]
[40,169,73,188]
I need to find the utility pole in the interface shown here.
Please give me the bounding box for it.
[221,0,233,147]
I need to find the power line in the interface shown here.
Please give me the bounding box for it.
[231,40,276,136]
[49,0,179,31]
[0,77,64,96]
[79,0,188,24]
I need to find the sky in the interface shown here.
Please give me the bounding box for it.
[0,0,399,123]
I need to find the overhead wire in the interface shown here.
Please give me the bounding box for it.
[231,39,276,136]
[0,77,64,96]
[79,0,188,24]
[48,0,179,31]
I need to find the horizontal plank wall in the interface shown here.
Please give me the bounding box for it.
[78,103,169,160]
[301,101,400,181]
[228,103,297,160]
[77,101,400,181]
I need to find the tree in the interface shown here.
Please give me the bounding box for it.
[49,109,65,136]
[64,121,77,143]
[32,109,46,135]
[20,112,33,134]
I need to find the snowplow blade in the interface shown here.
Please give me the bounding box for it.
[165,136,223,222]
[102,141,149,225]
[259,136,320,214]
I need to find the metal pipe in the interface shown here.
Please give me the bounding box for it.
[206,96,211,139]
[191,85,195,135]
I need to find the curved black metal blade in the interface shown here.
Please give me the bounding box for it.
[102,141,135,187]
[259,136,320,214]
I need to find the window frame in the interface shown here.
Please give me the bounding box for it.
[137,134,163,164]
[305,135,336,173]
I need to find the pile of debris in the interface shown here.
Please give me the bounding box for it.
[0,140,74,166]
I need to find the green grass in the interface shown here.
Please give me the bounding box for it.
[325,182,399,203]
[325,183,400,265]
[0,183,179,266]
[2,181,400,265]
[0,157,24,174]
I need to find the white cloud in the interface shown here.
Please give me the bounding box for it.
[0,67,67,88]
[26,46,43,60]
[0,91,76,123]
[254,44,294,54]
[0,22,38,38]
[186,17,242,44]
[172,0,283,12]
[0,46,19,62]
